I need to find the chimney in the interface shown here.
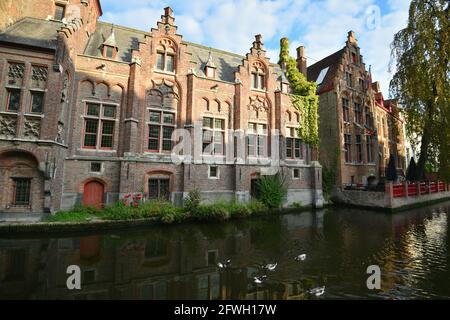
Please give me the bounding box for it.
[162,7,175,25]
[296,46,307,77]
[253,34,264,50]
[347,30,358,45]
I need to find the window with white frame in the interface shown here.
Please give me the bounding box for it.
[247,122,267,157]
[202,117,225,155]
[286,127,302,159]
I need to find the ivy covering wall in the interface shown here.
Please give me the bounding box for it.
[279,37,320,147]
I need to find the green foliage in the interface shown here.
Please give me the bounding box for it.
[256,173,288,209]
[291,201,303,209]
[279,37,320,147]
[390,0,449,180]
[44,199,270,224]
[322,166,336,200]
[45,205,100,222]
[191,203,230,221]
[184,189,201,212]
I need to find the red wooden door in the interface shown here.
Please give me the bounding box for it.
[83,181,104,208]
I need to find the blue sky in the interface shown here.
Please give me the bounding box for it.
[100,0,411,96]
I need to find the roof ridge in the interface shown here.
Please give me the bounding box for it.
[307,47,345,69]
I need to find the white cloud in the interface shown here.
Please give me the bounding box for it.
[101,0,410,95]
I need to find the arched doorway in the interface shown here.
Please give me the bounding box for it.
[83,180,104,209]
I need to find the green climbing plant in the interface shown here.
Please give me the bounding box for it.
[279,37,320,147]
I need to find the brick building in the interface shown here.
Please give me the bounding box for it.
[372,82,407,177]
[307,31,405,189]
[0,0,323,219]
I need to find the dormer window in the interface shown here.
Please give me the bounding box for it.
[102,27,118,60]
[251,67,265,90]
[205,66,215,78]
[282,82,290,93]
[104,46,115,59]
[156,46,175,73]
[204,51,216,78]
[54,4,66,21]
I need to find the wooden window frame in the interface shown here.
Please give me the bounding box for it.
[202,117,225,156]
[247,122,267,158]
[146,109,176,153]
[82,101,118,150]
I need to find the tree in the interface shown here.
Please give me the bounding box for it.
[390,0,449,181]
[387,155,398,182]
[406,157,417,181]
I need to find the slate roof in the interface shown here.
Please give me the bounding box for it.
[84,21,147,63]
[1,18,284,84]
[0,17,62,49]
[307,48,344,94]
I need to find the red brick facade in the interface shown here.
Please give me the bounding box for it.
[0,1,323,215]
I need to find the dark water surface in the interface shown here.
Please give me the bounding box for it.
[1,202,449,300]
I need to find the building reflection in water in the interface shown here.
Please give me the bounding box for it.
[0,202,449,300]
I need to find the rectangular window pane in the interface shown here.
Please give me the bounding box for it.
[247,135,255,156]
[214,119,223,130]
[257,136,265,156]
[148,125,160,151]
[163,113,174,124]
[166,55,174,72]
[286,138,293,158]
[106,46,114,58]
[31,91,44,113]
[101,121,114,148]
[148,179,159,199]
[101,121,114,135]
[54,4,65,20]
[7,89,21,111]
[252,73,258,88]
[84,120,98,147]
[157,53,164,70]
[159,179,170,200]
[87,103,100,116]
[150,111,161,123]
[14,178,31,205]
[163,127,173,140]
[258,75,265,89]
[203,117,213,128]
[103,105,116,118]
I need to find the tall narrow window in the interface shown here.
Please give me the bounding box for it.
[202,117,224,155]
[366,135,373,163]
[365,107,371,126]
[344,134,352,163]
[342,98,350,123]
[13,178,31,206]
[54,4,65,20]
[104,46,114,59]
[147,110,175,152]
[286,127,303,159]
[356,135,362,163]
[7,89,21,111]
[247,123,267,157]
[83,103,117,149]
[354,103,362,124]
[155,46,175,72]
[251,67,265,90]
[31,91,44,113]
[345,72,353,87]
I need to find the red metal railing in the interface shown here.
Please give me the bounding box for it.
[392,181,448,198]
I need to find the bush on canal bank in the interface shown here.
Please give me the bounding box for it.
[45,198,270,225]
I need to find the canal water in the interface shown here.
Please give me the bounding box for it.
[1,201,449,300]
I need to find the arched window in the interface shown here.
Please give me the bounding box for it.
[156,45,175,72]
